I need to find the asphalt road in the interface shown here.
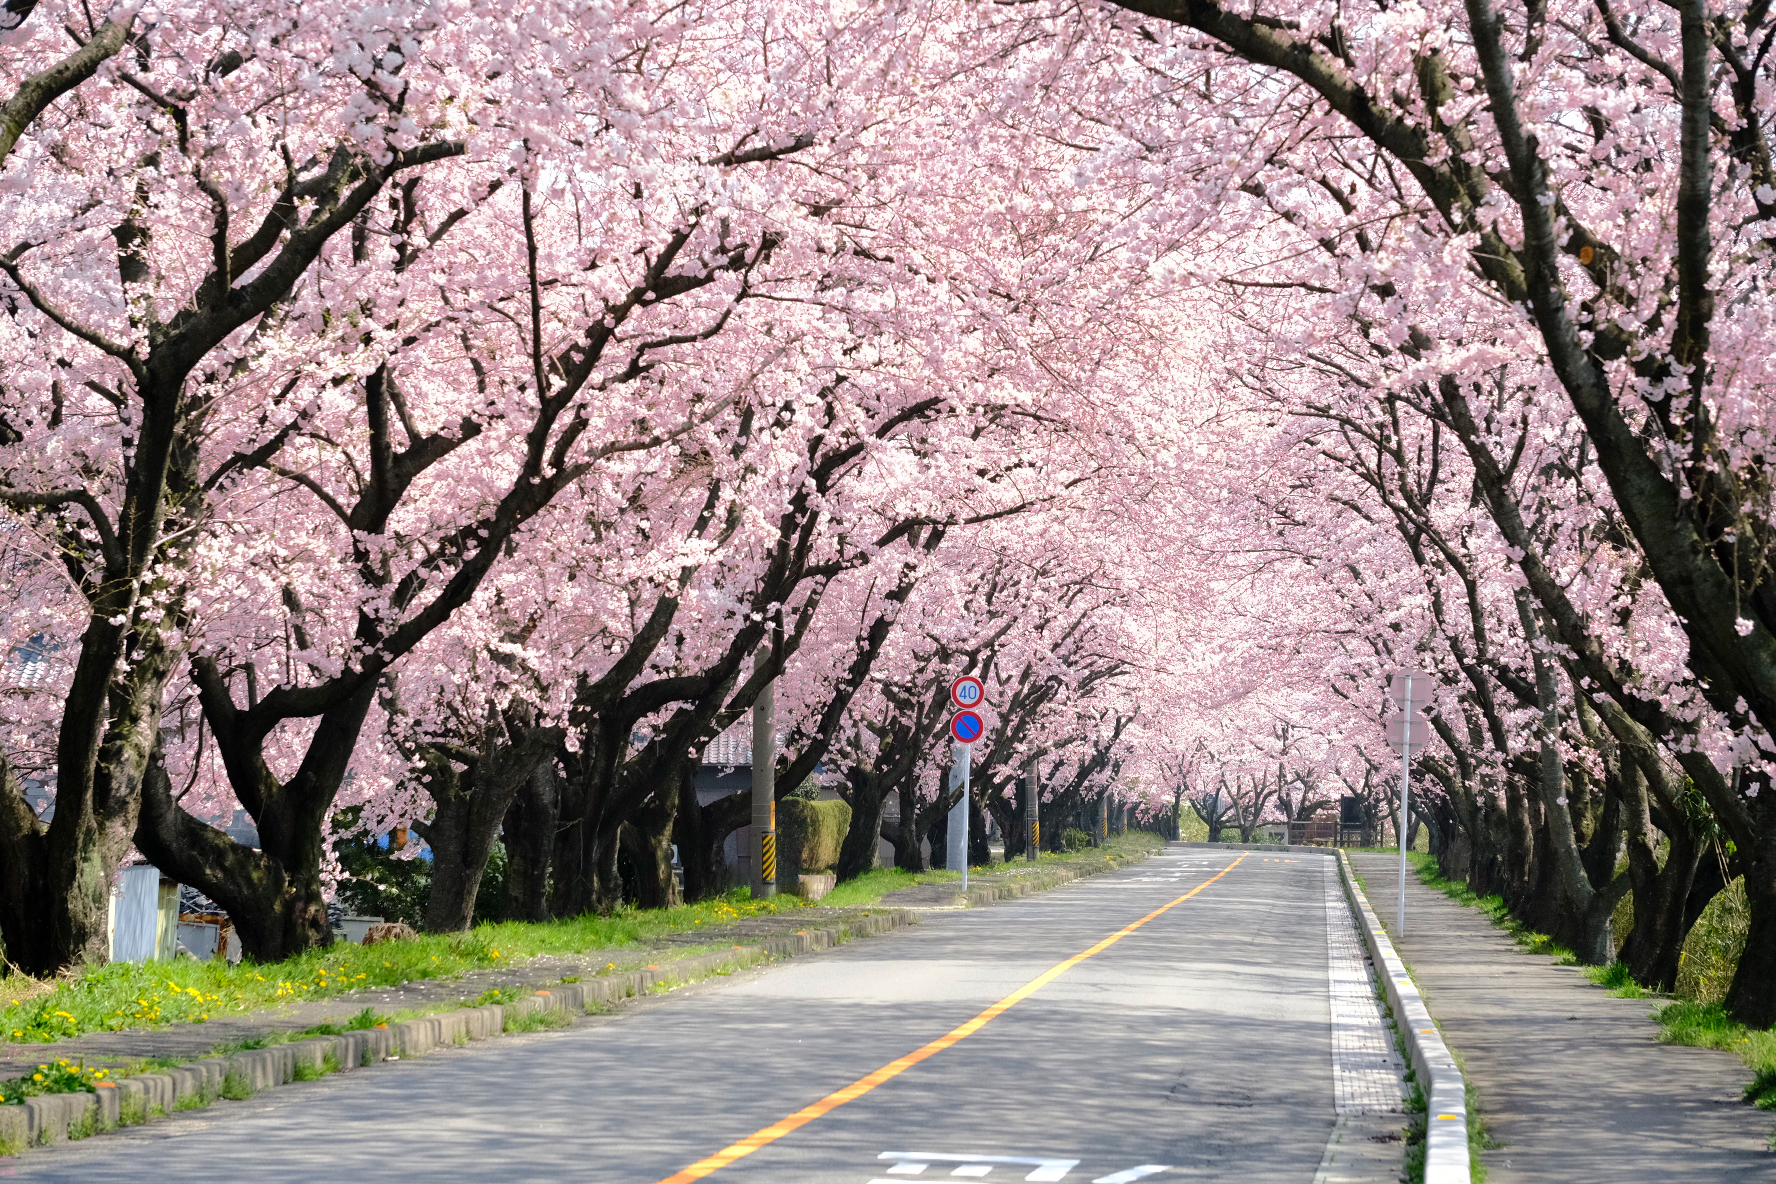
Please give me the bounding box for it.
[13,849,1346,1184]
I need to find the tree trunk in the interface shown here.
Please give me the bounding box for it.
[969,792,991,867]
[502,759,559,923]
[550,746,595,918]
[836,779,890,882]
[138,747,330,963]
[1620,823,1703,991]
[550,725,631,919]
[420,768,476,935]
[675,770,718,903]
[927,804,949,870]
[592,823,623,911]
[139,679,385,962]
[0,756,52,974]
[416,721,553,935]
[619,787,680,910]
[1518,618,1628,964]
[991,789,1025,861]
[1724,802,1776,1026]
[884,774,928,871]
[26,623,182,974]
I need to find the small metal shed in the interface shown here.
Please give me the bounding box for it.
[108,864,179,963]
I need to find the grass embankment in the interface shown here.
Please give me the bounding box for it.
[0,892,806,1050]
[0,831,1162,1058]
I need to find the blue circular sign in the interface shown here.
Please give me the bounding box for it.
[950,710,984,744]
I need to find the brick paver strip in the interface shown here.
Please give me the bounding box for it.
[1349,852,1774,1182]
[1323,858,1406,1117]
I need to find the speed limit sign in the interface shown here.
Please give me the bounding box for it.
[950,676,985,709]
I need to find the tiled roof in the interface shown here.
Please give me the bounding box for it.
[1,641,53,689]
[703,720,751,768]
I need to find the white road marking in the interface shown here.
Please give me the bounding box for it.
[1092,1168,1172,1183]
[878,1153,1080,1181]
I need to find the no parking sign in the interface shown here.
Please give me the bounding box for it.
[950,710,984,744]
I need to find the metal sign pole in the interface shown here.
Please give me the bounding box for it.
[945,683,985,886]
[1385,668,1429,938]
[948,742,971,887]
[1398,722,1410,937]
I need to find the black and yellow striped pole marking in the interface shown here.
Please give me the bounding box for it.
[760,830,777,886]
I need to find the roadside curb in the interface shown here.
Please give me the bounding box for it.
[1337,851,1470,1184]
[1175,841,1337,854]
[1,910,916,1156]
[879,843,1160,910]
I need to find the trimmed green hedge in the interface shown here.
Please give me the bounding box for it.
[778,799,852,875]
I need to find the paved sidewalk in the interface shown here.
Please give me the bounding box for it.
[1350,853,1775,1182]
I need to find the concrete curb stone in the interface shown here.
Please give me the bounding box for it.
[1336,851,1470,1184]
[1175,841,1342,854]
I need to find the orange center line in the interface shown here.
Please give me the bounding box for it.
[653,853,1249,1184]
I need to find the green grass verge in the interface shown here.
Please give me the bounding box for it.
[1675,877,1750,1005]
[1655,1001,1776,1109]
[817,867,961,908]
[0,890,807,1049]
[1582,961,1648,999]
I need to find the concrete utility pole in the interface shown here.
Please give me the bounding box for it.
[947,742,971,887]
[1024,756,1039,862]
[751,654,776,900]
[1099,796,1109,845]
